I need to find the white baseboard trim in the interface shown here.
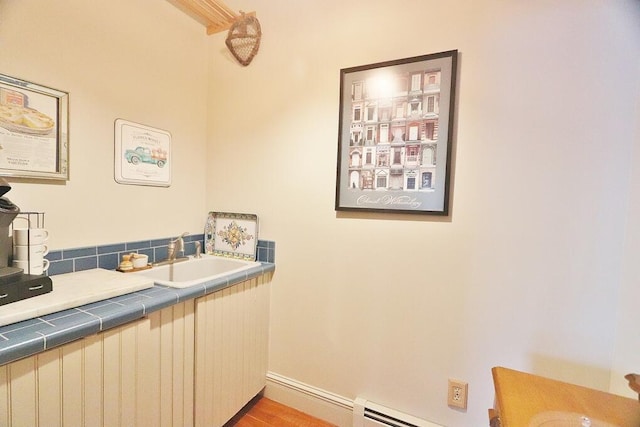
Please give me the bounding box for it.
[264,371,354,427]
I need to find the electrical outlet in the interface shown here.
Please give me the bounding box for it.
[447,379,468,409]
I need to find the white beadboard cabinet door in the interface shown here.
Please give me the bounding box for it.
[0,301,195,427]
[194,274,271,427]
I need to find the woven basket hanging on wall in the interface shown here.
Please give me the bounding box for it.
[225,13,262,66]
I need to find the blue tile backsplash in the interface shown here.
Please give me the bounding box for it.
[257,239,276,263]
[46,235,275,276]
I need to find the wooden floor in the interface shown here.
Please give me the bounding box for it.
[224,395,337,427]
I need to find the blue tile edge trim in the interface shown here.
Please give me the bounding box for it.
[46,236,276,276]
[0,262,276,366]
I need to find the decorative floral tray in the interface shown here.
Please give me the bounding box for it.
[204,212,258,261]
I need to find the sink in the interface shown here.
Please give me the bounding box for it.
[528,412,619,427]
[133,255,261,288]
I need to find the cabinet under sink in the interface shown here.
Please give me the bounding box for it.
[0,271,272,427]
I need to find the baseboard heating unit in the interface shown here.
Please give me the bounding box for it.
[353,397,443,427]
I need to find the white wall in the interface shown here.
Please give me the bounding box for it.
[206,1,640,426]
[611,47,640,395]
[2,1,639,426]
[0,0,209,249]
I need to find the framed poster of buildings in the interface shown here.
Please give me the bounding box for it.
[335,50,457,215]
[0,74,69,180]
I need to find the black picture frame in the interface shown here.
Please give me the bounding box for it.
[335,50,457,215]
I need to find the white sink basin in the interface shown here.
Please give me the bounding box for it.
[133,255,261,288]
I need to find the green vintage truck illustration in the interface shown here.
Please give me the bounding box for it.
[124,146,167,168]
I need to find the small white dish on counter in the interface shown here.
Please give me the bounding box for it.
[132,253,148,269]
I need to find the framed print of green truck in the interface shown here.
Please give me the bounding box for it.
[114,118,171,187]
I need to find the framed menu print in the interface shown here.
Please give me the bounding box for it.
[0,74,69,180]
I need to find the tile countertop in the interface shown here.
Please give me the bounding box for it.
[0,262,275,366]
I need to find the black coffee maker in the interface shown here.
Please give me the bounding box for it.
[0,179,52,306]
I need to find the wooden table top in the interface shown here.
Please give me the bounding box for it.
[492,367,640,427]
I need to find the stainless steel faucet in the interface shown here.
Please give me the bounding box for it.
[168,232,189,260]
[154,232,190,266]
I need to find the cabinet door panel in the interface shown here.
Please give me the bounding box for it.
[9,358,37,426]
[172,301,195,427]
[120,318,138,425]
[83,334,104,427]
[61,340,83,426]
[160,306,175,427]
[0,301,195,427]
[195,275,271,427]
[36,348,62,427]
[102,327,122,427]
[0,365,8,426]
[136,316,161,427]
